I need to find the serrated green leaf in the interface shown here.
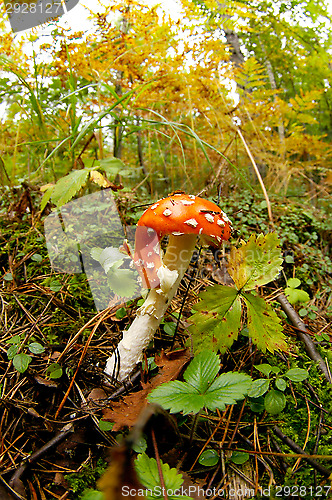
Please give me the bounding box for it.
[248,379,270,398]
[183,350,220,393]
[228,233,283,291]
[148,351,251,415]
[264,389,286,414]
[199,449,219,467]
[13,353,32,373]
[203,372,252,411]
[28,342,45,354]
[243,293,287,353]
[51,169,90,207]
[148,380,202,415]
[189,286,241,352]
[135,453,190,500]
[285,368,309,382]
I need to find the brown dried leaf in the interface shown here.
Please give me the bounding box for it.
[102,349,190,431]
[97,445,143,500]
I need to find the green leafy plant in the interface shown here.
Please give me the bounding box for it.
[189,233,287,353]
[198,449,219,467]
[148,350,252,415]
[135,453,192,500]
[6,335,45,373]
[41,157,127,210]
[248,363,309,415]
[284,278,310,304]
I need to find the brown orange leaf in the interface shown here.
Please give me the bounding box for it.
[102,349,190,431]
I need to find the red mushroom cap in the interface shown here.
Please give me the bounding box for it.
[132,193,232,289]
[138,193,232,245]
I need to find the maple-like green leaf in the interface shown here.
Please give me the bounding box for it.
[148,351,251,415]
[243,293,287,352]
[135,453,191,500]
[228,233,283,291]
[51,169,90,207]
[189,286,242,352]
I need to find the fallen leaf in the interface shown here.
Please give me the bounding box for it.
[98,445,143,500]
[102,349,190,431]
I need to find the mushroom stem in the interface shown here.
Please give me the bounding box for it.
[105,234,197,382]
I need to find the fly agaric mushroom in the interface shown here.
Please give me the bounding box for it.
[104,193,232,382]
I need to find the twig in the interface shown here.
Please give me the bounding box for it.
[273,426,331,477]
[151,428,168,500]
[276,293,332,383]
[9,424,74,491]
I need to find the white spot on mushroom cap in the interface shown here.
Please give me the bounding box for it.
[199,228,203,234]
[163,208,172,217]
[147,227,155,235]
[204,213,215,223]
[147,252,153,257]
[184,218,198,228]
[150,203,159,210]
[180,200,195,206]
[217,219,225,227]
[189,195,196,199]
[146,262,155,268]
[172,231,185,236]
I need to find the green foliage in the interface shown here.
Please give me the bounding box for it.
[228,233,283,291]
[46,363,63,379]
[188,287,241,351]
[189,233,287,353]
[135,453,192,500]
[243,292,287,352]
[230,452,250,465]
[248,363,309,415]
[41,157,128,209]
[284,278,310,305]
[148,350,252,415]
[65,459,107,500]
[6,335,45,374]
[198,449,219,467]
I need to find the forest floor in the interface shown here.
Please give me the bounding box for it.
[0,185,332,500]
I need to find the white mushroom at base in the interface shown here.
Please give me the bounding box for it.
[104,192,232,382]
